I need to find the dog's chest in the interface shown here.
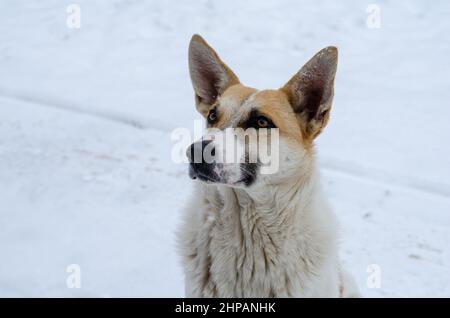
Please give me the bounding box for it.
[184,205,313,297]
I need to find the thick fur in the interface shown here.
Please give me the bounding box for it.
[178,35,360,298]
[179,167,359,297]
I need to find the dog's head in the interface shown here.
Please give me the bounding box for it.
[186,35,337,188]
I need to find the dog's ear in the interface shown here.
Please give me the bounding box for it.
[282,46,338,140]
[189,34,240,117]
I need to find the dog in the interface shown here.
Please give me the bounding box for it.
[178,34,360,297]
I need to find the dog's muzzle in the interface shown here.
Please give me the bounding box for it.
[186,140,219,183]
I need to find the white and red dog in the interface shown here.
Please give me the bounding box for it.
[178,35,359,297]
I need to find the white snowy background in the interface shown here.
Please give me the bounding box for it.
[0,0,449,297]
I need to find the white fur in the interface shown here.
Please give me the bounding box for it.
[178,159,360,297]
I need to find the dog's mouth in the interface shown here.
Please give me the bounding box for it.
[189,163,220,183]
[238,162,257,187]
[189,163,258,187]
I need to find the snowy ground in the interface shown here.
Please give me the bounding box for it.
[1,0,449,297]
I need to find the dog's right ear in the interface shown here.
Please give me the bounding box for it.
[189,34,240,117]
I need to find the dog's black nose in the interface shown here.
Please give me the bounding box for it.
[186,140,215,164]
[187,140,216,181]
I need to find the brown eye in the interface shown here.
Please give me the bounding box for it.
[244,111,276,129]
[257,118,268,128]
[207,109,217,124]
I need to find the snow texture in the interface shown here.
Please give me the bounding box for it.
[0,0,449,297]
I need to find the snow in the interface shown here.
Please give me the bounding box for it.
[0,0,449,297]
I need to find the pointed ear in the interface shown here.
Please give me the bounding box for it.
[281,46,338,140]
[188,34,240,117]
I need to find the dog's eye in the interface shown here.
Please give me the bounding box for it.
[257,117,269,128]
[243,111,276,129]
[207,108,217,124]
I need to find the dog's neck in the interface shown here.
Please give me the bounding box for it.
[191,164,337,297]
[185,162,338,297]
[203,164,321,247]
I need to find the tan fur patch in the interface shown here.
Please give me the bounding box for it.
[252,90,304,144]
[209,86,315,153]
[212,84,257,129]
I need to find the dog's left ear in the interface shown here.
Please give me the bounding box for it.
[189,34,240,117]
[282,46,338,140]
